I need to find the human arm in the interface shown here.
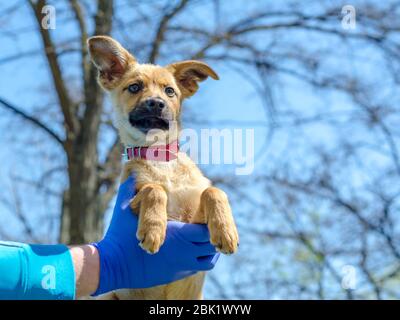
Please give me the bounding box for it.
[0,176,219,299]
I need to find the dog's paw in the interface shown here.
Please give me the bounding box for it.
[136,222,166,254]
[208,221,239,255]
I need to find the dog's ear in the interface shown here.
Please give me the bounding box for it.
[166,60,219,99]
[87,36,136,90]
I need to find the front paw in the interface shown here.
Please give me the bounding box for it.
[208,220,239,255]
[136,221,166,254]
[130,184,168,254]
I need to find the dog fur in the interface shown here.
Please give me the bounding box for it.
[88,35,239,300]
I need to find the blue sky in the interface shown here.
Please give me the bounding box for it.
[1,0,398,299]
[0,1,272,298]
[0,0,347,298]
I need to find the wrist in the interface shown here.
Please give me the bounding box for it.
[69,245,99,298]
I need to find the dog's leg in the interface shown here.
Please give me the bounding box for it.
[131,184,168,254]
[195,187,239,254]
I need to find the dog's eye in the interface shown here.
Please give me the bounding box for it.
[165,87,175,97]
[128,83,141,94]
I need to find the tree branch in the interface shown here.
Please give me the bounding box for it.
[0,97,64,146]
[80,0,113,146]
[28,0,77,135]
[70,0,90,90]
[148,0,190,63]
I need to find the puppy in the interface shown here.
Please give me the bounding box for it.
[88,36,239,300]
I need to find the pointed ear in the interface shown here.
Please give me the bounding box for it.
[87,36,136,90]
[166,60,219,99]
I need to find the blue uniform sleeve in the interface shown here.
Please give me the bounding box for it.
[0,241,75,300]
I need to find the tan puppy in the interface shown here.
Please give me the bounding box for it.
[88,36,239,300]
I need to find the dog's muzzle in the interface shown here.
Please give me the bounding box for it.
[128,98,173,133]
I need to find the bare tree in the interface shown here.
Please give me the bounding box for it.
[0,0,399,299]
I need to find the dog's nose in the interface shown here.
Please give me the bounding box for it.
[145,98,165,110]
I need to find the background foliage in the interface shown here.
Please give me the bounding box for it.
[0,0,399,299]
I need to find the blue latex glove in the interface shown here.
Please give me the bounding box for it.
[93,176,219,295]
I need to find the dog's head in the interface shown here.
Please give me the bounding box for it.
[87,36,219,146]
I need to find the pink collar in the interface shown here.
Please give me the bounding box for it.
[123,140,179,162]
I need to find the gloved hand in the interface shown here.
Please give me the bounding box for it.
[92,176,219,295]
